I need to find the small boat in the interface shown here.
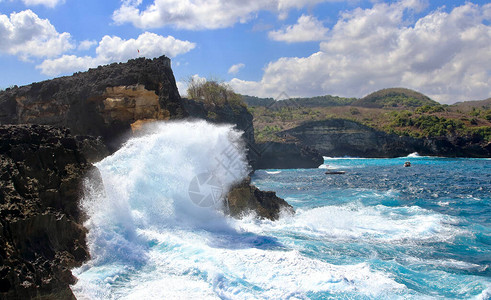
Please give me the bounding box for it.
[325,170,346,175]
[404,161,411,167]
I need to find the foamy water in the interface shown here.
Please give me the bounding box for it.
[72,122,490,299]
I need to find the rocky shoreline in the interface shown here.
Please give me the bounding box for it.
[0,57,298,299]
[0,125,93,299]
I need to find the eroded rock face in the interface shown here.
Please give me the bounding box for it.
[0,56,185,152]
[280,119,491,158]
[101,84,169,124]
[226,178,294,220]
[0,125,93,300]
[279,119,426,157]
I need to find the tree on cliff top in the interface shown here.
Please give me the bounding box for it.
[186,77,245,108]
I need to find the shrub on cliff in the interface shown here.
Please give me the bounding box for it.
[187,78,246,109]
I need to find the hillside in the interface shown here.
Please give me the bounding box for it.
[242,94,357,108]
[451,98,491,111]
[353,88,438,108]
[247,88,491,157]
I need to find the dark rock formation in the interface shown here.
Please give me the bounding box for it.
[253,142,323,169]
[0,125,93,299]
[226,178,293,220]
[0,56,185,152]
[279,119,490,158]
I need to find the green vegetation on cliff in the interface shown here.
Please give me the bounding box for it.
[246,88,491,145]
[187,78,246,109]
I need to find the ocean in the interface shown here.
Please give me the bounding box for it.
[72,121,490,299]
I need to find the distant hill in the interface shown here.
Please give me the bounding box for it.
[241,95,275,107]
[353,88,438,108]
[242,94,357,108]
[243,88,436,109]
[452,98,491,110]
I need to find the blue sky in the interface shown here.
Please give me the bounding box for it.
[0,0,490,103]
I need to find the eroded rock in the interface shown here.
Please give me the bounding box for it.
[0,125,93,300]
[226,178,294,220]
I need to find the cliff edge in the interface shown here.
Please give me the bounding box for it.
[0,56,185,152]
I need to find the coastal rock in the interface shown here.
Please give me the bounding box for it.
[279,119,423,157]
[0,56,185,152]
[0,125,92,300]
[422,135,490,157]
[279,119,490,158]
[226,178,293,220]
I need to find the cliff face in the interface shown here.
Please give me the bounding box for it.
[279,119,491,157]
[279,119,423,157]
[0,56,185,152]
[0,125,95,300]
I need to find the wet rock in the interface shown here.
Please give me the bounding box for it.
[227,178,294,220]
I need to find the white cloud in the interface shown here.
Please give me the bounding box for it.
[78,40,97,51]
[0,9,74,60]
[269,14,329,42]
[37,32,196,76]
[230,1,491,103]
[113,0,335,30]
[21,0,65,8]
[228,63,245,74]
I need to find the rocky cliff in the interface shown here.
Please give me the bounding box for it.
[0,56,185,152]
[0,125,95,300]
[279,119,491,157]
[279,119,422,157]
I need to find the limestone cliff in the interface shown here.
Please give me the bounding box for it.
[0,56,185,152]
[279,119,424,157]
[0,125,95,300]
[280,119,490,158]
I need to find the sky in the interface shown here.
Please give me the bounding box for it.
[0,0,490,104]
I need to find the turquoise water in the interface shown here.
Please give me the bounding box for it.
[252,156,491,299]
[71,122,490,299]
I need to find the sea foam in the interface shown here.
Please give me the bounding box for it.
[72,120,406,299]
